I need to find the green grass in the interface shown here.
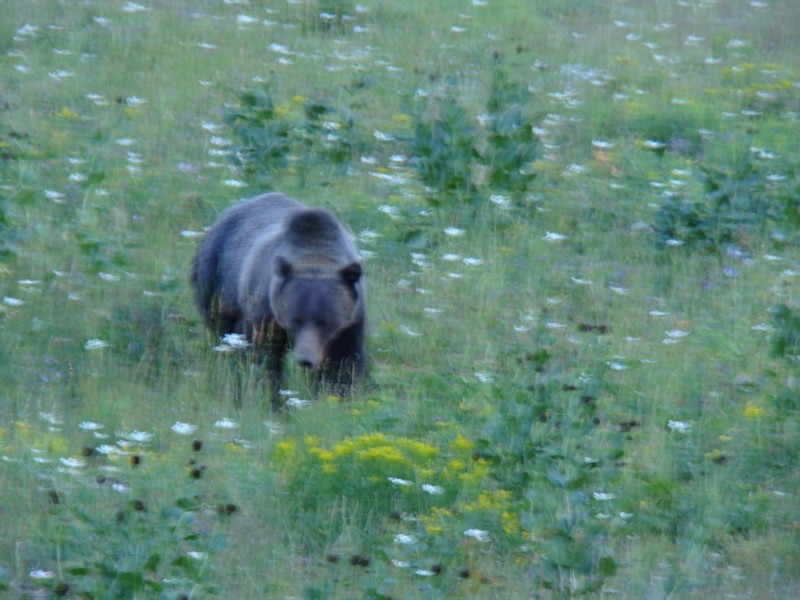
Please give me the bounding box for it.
[2,0,800,597]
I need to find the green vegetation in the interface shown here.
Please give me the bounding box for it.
[2,0,799,597]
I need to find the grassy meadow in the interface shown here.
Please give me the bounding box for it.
[2,0,800,597]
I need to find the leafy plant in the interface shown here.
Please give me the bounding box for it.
[770,303,800,361]
[39,442,234,598]
[408,95,478,202]
[477,69,540,196]
[473,355,622,596]
[406,68,540,216]
[652,154,778,252]
[224,85,363,188]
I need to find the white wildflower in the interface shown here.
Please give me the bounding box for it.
[84,339,109,350]
[394,533,417,544]
[593,492,615,501]
[444,227,465,236]
[122,2,150,12]
[391,559,410,568]
[171,422,198,435]
[667,420,692,433]
[544,231,567,242]
[388,477,413,486]
[464,529,490,542]
[726,39,749,48]
[119,430,154,443]
[45,190,65,203]
[399,325,421,337]
[378,205,399,217]
[221,333,250,348]
[223,179,247,188]
[264,420,284,435]
[79,421,104,431]
[285,397,311,409]
[665,329,690,338]
[214,418,238,429]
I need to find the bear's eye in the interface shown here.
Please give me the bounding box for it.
[292,317,305,328]
[313,318,327,328]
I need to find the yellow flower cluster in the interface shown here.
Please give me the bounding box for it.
[462,489,513,513]
[742,401,765,419]
[303,432,439,476]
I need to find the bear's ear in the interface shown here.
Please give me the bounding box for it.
[340,262,362,285]
[275,256,293,279]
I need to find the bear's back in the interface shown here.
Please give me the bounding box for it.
[244,197,359,272]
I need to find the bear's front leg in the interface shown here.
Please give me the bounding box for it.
[322,320,365,396]
[253,319,288,409]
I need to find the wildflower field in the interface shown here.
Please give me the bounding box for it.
[2,0,800,597]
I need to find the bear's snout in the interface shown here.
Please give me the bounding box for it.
[293,328,324,370]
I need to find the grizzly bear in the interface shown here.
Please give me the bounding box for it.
[190,193,365,405]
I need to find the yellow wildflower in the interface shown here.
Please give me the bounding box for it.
[14,421,33,441]
[450,433,475,453]
[56,107,79,119]
[502,511,521,537]
[396,438,438,460]
[425,524,444,535]
[308,447,334,462]
[448,459,465,472]
[274,102,293,116]
[273,439,297,461]
[742,401,765,419]
[357,445,406,464]
[462,490,512,512]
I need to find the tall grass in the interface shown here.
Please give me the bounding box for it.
[2,0,799,597]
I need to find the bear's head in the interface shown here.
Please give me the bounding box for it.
[271,256,363,370]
